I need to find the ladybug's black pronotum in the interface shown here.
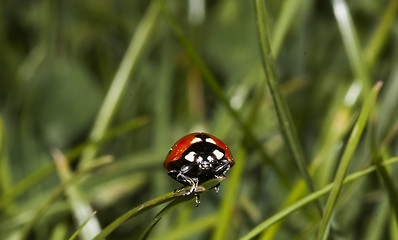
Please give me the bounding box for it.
[164,132,234,205]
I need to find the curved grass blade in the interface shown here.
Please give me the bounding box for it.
[364,0,398,68]
[79,0,160,168]
[139,199,186,240]
[271,0,304,57]
[240,156,398,240]
[69,211,97,240]
[0,115,14,215]
[316,82,383,240]
[372,141,398,223]
[254,0,320,211]
[92,178,224,240]
[364,196,390,240]
[67,116,150,161]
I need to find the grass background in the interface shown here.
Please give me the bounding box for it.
[1,0,398,239]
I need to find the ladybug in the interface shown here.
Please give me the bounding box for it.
[164,132,234,205]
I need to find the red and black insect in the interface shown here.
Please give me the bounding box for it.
[164,132,234,205]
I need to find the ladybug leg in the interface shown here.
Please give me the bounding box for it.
[214,159,231,177]
[175,170,198,195]
[173,185,185,193]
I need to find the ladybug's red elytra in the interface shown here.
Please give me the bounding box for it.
[164,132,234,205]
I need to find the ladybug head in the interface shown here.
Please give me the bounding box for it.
[181,140,228,174]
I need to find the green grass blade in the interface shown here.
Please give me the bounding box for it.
[0,115,13,214]
[53,150,103,240]
[316,82,383,240]
[373,155,398,222]
[50,222,69,240]
[69,211,98,240]
[79,0,160,168]
[151,37,175,232]
[92,178,224,240]
[364,0,398,67]
[139,199,185,240]
[158,0,291,188]
[332,0,371,95]
[373,117,398,223]
[68,116,150,160]
[364,196,390,240]
[391,215,398,239]
[254,0,319,208]
[240,156,398,240]
[271,0,304,57]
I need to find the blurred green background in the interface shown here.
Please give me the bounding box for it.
[1,0,398,239]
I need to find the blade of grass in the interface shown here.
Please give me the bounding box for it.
[158,0,291,189]
[372,131,398,225]
[391,215,398,239]
[79,0,160,168]
[316,82,382,240]
[53,149,102,240]
[364,195,390,240]
[139,199,186,240]
[69,211,97,240]
[50,221,69,240]
[0,115,14,215]
[254,0,321,211]
[364,0,398,67]
[0,115,4,191]
[240,156,398,240]
[92,178,224,240]
[332,0,371,95]
[68,116,150,160]
[271,0,304,58]
[152,36,175,233]
[372,161,398,224]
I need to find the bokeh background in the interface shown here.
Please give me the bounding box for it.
[1,0,398,239]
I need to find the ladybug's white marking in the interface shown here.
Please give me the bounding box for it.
[191,137,202,144]
[185,151,196,162]
[205,138,216,144]
[213,149,224,160]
